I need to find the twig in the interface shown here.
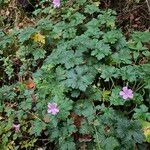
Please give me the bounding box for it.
[146,0,150,13]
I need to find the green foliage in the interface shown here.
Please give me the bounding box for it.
[0,0,150,149]
[133,105,150,121]
[91,40,111,60]
[109,87,125,105]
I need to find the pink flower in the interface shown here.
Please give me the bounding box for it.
[52,0,60,8]
[48,102,59,115]
[13,124,20,132]
[119,86,133,100]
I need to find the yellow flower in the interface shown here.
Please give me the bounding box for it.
[32,33,45,44]
[141,120,150,143]
[143,127,150,136]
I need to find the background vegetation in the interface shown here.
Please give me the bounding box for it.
[0,0,150,149]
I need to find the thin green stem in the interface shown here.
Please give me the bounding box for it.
[93,125,101,150]
[135,83,145,92]
[110,77,115,90]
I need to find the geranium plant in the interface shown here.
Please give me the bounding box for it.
[0,0,150,149]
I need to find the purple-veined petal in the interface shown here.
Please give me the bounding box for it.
[52,0,60,8]
[128,93,133,99]
[119,91,125,96]
[128,89,133,94]
[122,94,128,100]
[123,86,128,92]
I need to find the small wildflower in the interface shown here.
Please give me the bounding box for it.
[13,124,20,132]
[119,86,133,100]
[48,102,59,115]
[52,0,60,8]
